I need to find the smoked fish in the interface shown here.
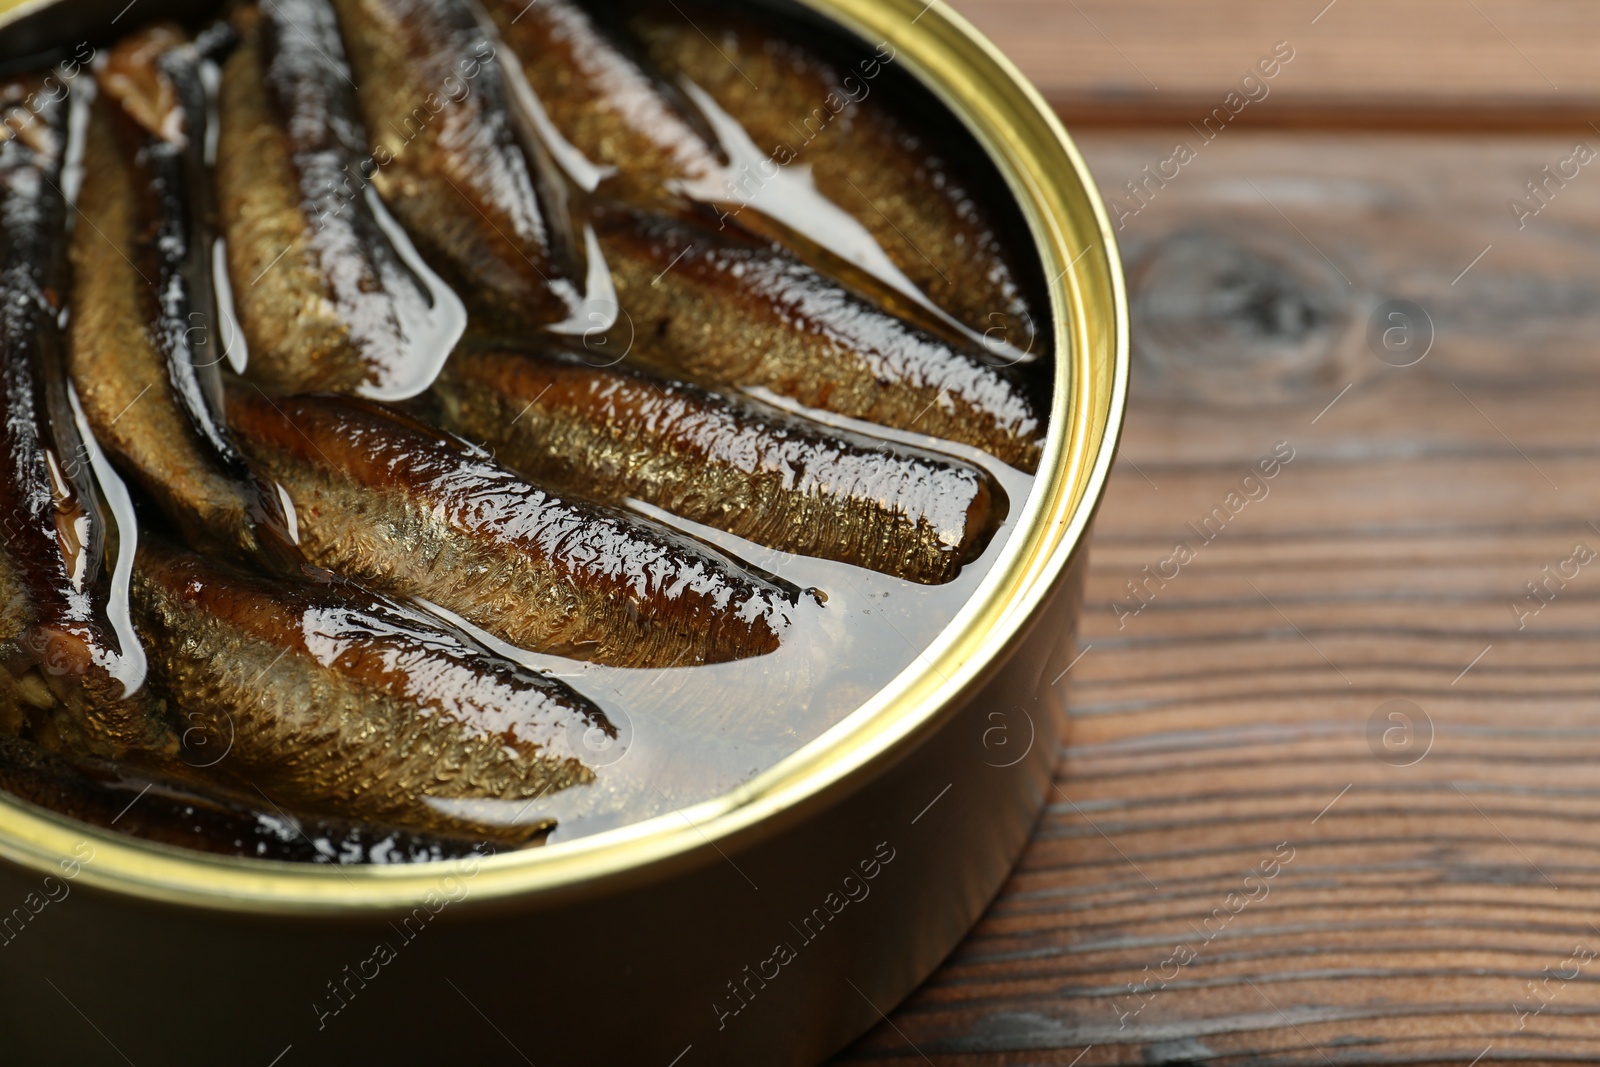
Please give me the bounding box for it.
[480,0,1001,347]
[217,1,464,397]
[226,386,799,664]
[132,541,608,843]
[1,76,106,670]
[631,5,1041,350]
[0,732,486,863]
[595,206,1045,471]
[331,0,575,331]
[69,26,295,561]
[433,346,1004,584]
[480,0,723,208]
[0,74,170,762]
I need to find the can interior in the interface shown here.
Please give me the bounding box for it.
[0,0,1127,912]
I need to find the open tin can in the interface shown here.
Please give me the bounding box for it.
[0,0,1127,1062]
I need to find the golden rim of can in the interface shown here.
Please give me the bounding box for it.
[0,0,1130,913]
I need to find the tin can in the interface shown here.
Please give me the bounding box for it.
[0,0,1128,1062]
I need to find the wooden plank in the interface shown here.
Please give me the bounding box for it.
[831,129,1600,1063]
[948,0,1600,127]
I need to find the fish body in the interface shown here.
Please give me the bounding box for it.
[0,74,170,762]
[597,207,1044,470]
[133,542,607,842]
[227,387,798,664]
[69,26,293,560]
[218,1,462,397]
[434,347,1004,584]
[332,0,574,330]
[0,77,101,656]
[484,0,1039,349]
[481,0,723,207]
[0,732,486,863]
[481,0,986,347]
[631,7,1041,350]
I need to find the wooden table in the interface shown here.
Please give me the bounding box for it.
[836,2,1600,1063]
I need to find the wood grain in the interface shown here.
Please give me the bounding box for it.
[948,0,1600,127]
[832,129,1600,1064]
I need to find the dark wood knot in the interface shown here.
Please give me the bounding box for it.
[1128,226,1354,405]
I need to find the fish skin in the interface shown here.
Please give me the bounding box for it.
[68,27,293,561]
[0,76,101,653]
[226,386,797,665]
[331,0,573,330]
[0,74,173,763]
[480,0,723,208]
[0,732,490,863]
[218,2,437,395]
[132,541,607,843]
[595,206,1045,471]
[478,0,975,347]
[631,6,1042,352]
[433,347,1005,585]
